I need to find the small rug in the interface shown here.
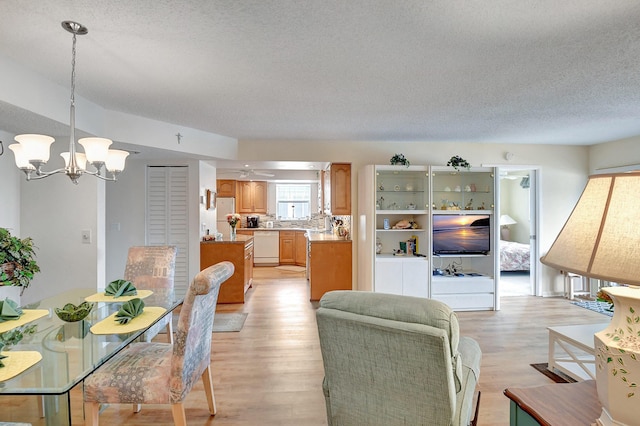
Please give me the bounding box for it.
[571,300,614,317]
[213,312,248,332]
[171,312,248,332]
[274,265,306,273]
[530,363,575,384]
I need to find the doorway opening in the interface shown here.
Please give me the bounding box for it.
[498,168,540,297]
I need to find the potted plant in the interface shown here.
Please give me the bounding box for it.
[0,228,40,296]
[447,155,471,171]
[390,153,410,167]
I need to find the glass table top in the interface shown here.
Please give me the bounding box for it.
[0,288,182,395]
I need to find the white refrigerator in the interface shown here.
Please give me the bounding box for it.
[216,197,235,239]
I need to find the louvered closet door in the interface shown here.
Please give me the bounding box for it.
[146,166,189,292]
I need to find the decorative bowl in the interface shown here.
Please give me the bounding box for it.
[54,301,95,322]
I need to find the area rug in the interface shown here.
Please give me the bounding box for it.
[171,312,248,333]
[213,312,248,332]
[530,363,575,384]
[571,300,614,317]
[274,265,306,273]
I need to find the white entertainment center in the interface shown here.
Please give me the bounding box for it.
[358,164,500,311]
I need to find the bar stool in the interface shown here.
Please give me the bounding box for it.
[564,271,590,299]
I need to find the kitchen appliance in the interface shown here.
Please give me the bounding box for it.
[216,197,235,240]
[253,231,279,265]
[247,216,259,228]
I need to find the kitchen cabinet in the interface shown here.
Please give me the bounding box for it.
[324,163,351,215]
[308,235,352,301]
[295,231,307,266]
[200,236,254,303]
[237,181,267,214]
[279,230,307,266]
[216,179,236,198]
[279,231,295,264]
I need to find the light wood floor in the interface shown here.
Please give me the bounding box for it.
[1,267,609,425]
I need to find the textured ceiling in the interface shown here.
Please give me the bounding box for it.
[1,1,640,145]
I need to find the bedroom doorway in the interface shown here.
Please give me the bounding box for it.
[498,168,540,298]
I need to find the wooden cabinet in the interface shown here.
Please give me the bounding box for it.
[309,238,352,301]
[237,181,267,214]
[216,179,236,198]
[200,236,254,303]
[279,231,295,264]
[295,231,307,266]
[279,230,307,266]
[324,163,351,215]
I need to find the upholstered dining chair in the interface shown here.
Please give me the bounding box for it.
[83,261,234,426]
[123,245,177,344]
[316,290,482,426]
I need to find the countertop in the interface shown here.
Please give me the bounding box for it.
[201,235,253,244]
[307,233,351,242]
[237,227,328,232]
[236,228,350,242]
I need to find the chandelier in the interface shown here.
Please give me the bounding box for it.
[8,21,128,184]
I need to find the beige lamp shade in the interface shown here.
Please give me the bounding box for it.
[540,172,640,285]
[105,149,129,173]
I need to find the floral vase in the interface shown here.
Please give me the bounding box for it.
[595,286,640,426]
[230,225,237,240]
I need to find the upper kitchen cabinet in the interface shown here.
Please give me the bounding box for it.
[217,179,236,198]
[237,181,268,214]
[324,163,351,215]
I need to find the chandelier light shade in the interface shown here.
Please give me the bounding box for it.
[8,21,127,184]
[540,171,640,426]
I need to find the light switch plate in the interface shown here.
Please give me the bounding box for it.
[81,229,91,244]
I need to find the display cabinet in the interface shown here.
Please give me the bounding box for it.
[358,165,430,297]
[358,165,499,311]
[429,167,498,311]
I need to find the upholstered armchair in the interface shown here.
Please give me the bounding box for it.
[124,245,177,343]
[83,261,234,426]
[316,291,482,426]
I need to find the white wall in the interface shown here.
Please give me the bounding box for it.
[500,177,530,244]
[588,136,640,173]
[0,130,21,233]
[105,157,209,285]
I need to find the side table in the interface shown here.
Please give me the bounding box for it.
[504,380,601,425]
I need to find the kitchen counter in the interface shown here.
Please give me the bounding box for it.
[237,227,329,232]
[201,237,254,303]
[202,234,253,243]
[307,232,350,242]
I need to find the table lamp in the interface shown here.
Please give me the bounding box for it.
[499,214,517,241]
[540,171,640,426]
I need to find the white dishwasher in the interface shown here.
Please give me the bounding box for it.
[253,231,280,265]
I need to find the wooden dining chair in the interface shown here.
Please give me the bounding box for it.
[83,261,234,426]
[123,245,177,344]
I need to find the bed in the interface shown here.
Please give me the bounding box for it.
[500,240,530,271]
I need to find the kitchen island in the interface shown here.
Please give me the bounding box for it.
[307,233,352,301]
[201,235,254,303]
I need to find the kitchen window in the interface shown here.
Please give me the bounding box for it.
[276,184,311,219]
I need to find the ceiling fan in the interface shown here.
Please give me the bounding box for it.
[235,169,275,178]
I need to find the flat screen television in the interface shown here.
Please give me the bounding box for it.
[432,214,490,255]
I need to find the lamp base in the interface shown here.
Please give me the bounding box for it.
[597,408,627,426]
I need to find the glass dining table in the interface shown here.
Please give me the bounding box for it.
[0,288,183,425]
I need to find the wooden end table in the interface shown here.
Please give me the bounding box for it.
[504,380,601,425]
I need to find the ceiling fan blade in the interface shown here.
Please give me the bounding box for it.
[252,170,275,177]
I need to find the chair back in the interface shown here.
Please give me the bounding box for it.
[317,291,463,426]
[170,261,234,403]
[124,246,177,290]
